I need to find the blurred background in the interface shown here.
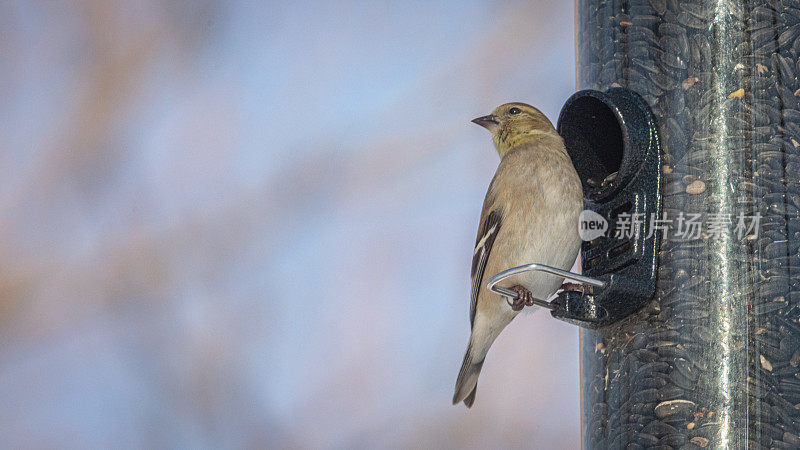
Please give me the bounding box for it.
[1,1,579,448]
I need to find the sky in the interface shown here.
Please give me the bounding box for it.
[0,1,579,448]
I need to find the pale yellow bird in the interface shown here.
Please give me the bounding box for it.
[453,103,583,407]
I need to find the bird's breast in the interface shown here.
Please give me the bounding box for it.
[494,178,582,298]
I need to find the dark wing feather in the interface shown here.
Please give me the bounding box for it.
[470,210,501,328]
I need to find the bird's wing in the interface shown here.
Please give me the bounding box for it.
[470,209,502,328]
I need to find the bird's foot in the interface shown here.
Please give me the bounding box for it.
[507,285,534,311]
[559,282,593,295]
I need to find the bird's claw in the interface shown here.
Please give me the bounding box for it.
[559,282,592,296]
[507,285,534,311]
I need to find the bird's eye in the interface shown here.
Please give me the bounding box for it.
[509,107,521,115]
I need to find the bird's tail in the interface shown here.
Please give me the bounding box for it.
[453,341,484,408]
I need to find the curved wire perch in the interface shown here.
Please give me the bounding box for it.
[486,263,607,311]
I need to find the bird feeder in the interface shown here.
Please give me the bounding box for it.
[568,1,800,448]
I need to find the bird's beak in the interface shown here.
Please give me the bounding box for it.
[471,114,499,132]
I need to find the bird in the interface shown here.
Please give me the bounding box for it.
[453,102,583,408]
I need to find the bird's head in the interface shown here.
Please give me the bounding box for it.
[472,102,557,158]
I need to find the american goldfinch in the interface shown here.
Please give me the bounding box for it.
[453,103,583,407]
